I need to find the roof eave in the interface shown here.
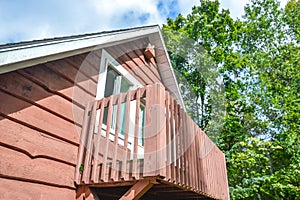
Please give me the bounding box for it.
[0,25,160,74]
[149,28,186,111]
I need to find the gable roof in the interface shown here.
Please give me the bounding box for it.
[0,25,185,109]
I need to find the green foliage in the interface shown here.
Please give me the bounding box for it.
[285,0,300,41]
[163,0,300,199]
[79,164,84,174]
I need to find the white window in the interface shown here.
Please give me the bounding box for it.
[96,50,141,100]
[94,50,145,151]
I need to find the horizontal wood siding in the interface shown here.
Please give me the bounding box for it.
[106,39,162,86]
[0,178,75,200]
[0,51,101,199]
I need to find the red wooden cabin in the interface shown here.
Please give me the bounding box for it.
[0,25,229,200]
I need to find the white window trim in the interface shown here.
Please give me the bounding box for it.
[96,49,142,100]
[94,49,145,155]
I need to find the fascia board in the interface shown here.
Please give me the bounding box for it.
[0,26,160,74]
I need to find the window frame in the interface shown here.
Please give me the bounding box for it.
[95,49,145,149]
[96,49,142,100]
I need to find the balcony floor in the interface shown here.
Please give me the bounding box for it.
[89,177,215,200]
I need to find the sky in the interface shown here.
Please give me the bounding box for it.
[0,0,289,44]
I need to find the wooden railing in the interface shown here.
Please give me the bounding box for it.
[75,83,229,200]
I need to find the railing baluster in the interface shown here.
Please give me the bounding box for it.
[180,109,190,186]
[191,123,197,189]
[82,101,97,183]
[189,115,194,188]
[190,117,196,189]
[91,99,105,182]
[132,89,141,179]
[187,115,192,188]
[195,130,201,191]
[101,96,114,182]
[181,108,186,185]
[75,102,93,184]
[165,92,171,180]
[121,91,132,180]
[111,93,123,181]
[169,94,175,182]
[174,99,180,184]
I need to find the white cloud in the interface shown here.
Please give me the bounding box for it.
[219,0,289,19]
[88,0,168,29]
[219,0,250,19]
[177,0,198,16]
[0,0,168,43]
[0,0,290,44]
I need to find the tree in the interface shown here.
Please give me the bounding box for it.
[163,0,238,140]
[163,0,300,199]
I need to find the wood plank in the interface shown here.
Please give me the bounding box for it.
[187,116,193,188]
[0,146,75,188]
[132,89,141,179]
[174,101,180,184]
[68,52,98,73]
[181,109,187,185]
[143,85,157,176]
[106,47,146,85]
[65,54,99,83]
[165,92,171,180]
[119,45,157,85]
[83,50,102,73]
[129,41,161,81]
[190,124,197,189]
[0,178,75,200]
[91,100,105,183]
[111,93,123,181]
[121,91,132,180]
[76,185,97,200]
[0,72,84,126]
[0,91,79,144]
[156,84,166,177]
[127,49,161,84]
[82,101,97,183]
[75,102,93,184]
[182,112,188,186]
[0,117,77,166]
[169,94,176,182]
[51,57,98,94]
[19,65,95,108]
[119,178,154,200]
[113,45,153,85]
[101,96,114,182]
[45,62,96,97]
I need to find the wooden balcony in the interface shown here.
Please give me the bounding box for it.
[75,83,229,200]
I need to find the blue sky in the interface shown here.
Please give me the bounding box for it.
[0,0,288,44]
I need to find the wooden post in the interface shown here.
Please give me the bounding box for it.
[143,83,166,177]
[76,185,96,200]
[156,84,166,176]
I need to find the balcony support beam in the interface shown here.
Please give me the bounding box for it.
[119,176,158,200]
